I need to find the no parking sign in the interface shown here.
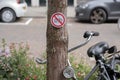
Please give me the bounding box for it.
[51,12,66,28]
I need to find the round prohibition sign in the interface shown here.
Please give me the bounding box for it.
[51,12,66,28]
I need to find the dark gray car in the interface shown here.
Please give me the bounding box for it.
[75,0,120,24]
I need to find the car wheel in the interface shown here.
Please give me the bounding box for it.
[0,8,16,23]
[90,8,107,24]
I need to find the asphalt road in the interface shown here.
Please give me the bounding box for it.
[0,18,120,65]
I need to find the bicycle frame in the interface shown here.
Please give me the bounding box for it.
[84,58,117,80]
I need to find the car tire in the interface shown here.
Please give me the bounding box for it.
[90,8,107,24]
[0,8,16,23]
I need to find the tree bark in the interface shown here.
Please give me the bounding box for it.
[47,0,68,80]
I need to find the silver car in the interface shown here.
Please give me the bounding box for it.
[75,0,120,24]
[0,0,27,23]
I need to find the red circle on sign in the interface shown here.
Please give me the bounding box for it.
[51,12,66,28]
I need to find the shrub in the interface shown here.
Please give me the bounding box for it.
[0,39,46,80]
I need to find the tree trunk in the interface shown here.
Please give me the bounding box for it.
[47,0,68,80]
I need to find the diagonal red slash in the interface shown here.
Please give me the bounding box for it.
[53,14,64,25]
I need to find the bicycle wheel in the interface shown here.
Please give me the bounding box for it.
[117,18,120,31]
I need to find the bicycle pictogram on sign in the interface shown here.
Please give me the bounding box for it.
[51,12,66,28]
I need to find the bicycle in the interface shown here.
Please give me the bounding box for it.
[63,31,120,80]
[63,32,120,80]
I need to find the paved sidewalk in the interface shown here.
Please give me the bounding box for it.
[24,7,75,18]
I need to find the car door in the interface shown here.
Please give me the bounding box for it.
[114,0,120,16]
[0,0,4,9]
[108,0,120,17]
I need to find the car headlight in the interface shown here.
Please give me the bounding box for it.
[79,4,89,9]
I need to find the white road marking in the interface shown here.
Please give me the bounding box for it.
[0,18,33,25]
[25,18,33,25]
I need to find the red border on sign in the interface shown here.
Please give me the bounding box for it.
[50,12,66,28]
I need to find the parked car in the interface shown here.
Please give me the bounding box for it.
[75,0,120,24]
[0,0,27,23]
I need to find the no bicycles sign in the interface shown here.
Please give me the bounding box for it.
[50,12,66,28]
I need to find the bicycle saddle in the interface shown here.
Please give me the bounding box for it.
[87,42,109,57]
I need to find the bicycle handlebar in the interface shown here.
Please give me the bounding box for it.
[84,31,99,38]
[36,58,47,64]
[68,31,99,53]
[36,31,99,64]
